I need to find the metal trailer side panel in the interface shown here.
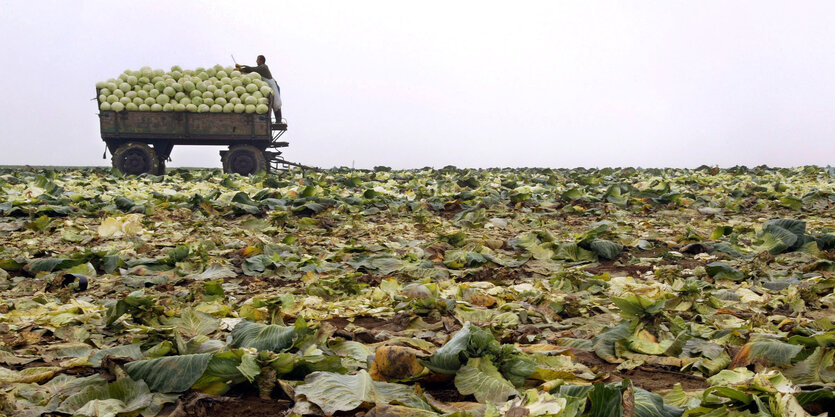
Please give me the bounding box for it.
[188,113,270,138]
[99,111,273,145]
[100,111,186,135]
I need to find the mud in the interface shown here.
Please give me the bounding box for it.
[569,348,708,391]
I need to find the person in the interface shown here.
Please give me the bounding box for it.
[238,55,282,123]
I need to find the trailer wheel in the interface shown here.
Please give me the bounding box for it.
[222,145,266,175]
[112,143,159,176]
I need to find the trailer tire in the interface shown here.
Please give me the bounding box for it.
[112,143,159,176]
[223,145,267,175]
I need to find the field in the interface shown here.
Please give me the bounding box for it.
[1,166,834,417]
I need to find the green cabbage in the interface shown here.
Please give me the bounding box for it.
[96,64,280,114]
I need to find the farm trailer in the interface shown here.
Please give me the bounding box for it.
[98,102,297,175]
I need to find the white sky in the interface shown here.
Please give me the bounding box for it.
[1,1,834,169]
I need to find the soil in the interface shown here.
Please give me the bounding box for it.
[569,348,708,391]
[438,201,465,219]
[325,312,421,343]
[423,384,477,403]
[583,263,652,277]
[803,397,835,416]
[157,391,292,417]
[356,273,384,286]
[664,259,704,270]
[233,275,301,290]
[204,397,291,417]
[612,365,709,391]
[584,245,707,277]
[457,266,522,283]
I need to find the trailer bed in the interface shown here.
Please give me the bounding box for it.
[99,111,276,146]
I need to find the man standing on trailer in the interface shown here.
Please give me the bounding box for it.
[238,55,282,123]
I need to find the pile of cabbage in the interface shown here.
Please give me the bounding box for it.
[96,65,273,114]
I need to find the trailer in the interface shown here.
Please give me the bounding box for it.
[97,85,302,175]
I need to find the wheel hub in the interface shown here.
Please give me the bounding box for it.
[122,149,149,175]
[231,153,256,174]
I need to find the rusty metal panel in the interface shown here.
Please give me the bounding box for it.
[188,113,269,138]
[189,113,249,136]
[115,112,186,134]
[99,106,272,143]
[99,111,116,133]
[253,114,271,136]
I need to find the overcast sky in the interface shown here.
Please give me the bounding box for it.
[1,1,834,169]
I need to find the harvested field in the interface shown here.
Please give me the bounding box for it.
[1,166,834,416]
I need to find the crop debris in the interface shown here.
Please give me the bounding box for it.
[1,166,834,416]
